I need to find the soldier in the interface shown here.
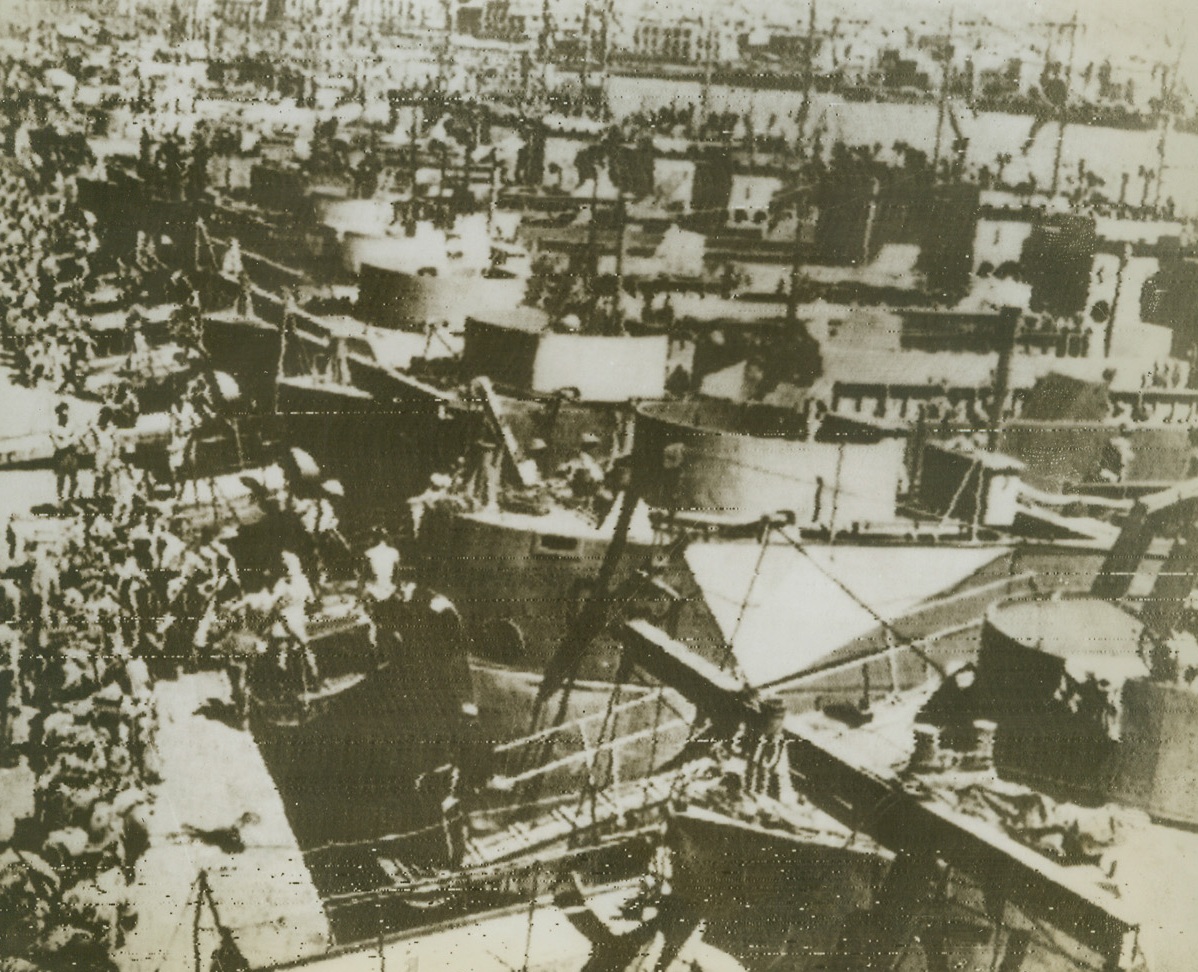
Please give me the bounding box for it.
[270,550,316,686]
[112,788,151,883]
[50,401,81,505]
[408,472,455,537]
[87,407,120,499]
[166,394,201,495]
[295,480,342,536]
[557,433,609,505]
[234,269,254,318]
[109,378,140,429]
[294,479,346,579]
[207,527,241,598]
[193,526,242,659]
[361,525,401,603]
[220,237,243,279]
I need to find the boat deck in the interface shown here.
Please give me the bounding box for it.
[795,686,1198,972]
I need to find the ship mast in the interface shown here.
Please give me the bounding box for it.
[1049,10,1079,196]
[579,0,591,116]
[585,161,600,325]
[613,191,626,312]
[785,192,807,328]
[931,9,954,175]
[438,0,453,92]
[700,11,716,130]
[538,0,553,100]
[599,0,613,112]
[1153,41,1185,211]
[785,0,819,329]
[797,0,817,144]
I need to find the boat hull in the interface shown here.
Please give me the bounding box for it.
[275,376,475,517]
[202,313,282,409]
[247,591,477,849]
[468,661,693,794]
[668,807,893,971]
[414,505,655,680]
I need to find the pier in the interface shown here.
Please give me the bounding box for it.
[117,673,329,971]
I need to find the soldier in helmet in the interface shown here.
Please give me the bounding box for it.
[294,479,348,580]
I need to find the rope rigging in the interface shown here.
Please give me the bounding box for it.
[775,523,947,680]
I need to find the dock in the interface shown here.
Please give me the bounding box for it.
[270,884,643,972]
[116,673,330,972]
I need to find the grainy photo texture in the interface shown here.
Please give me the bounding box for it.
[0,0,1194,968]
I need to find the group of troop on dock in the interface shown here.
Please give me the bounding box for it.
[0,168,99,394]
[0,42,156,969]
[0,32,414,972]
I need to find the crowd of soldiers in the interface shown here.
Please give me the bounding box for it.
[0,442,349,970]
[0,370,253,970]
[0,167,100,393]
[1,489,160,968]
[0,319,349,972]
[0,29,225,969]
[0,435,177,969]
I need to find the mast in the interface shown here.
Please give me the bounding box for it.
[699,12,716,130]
[1154,42,1185,211]
[797,0,817,143]
[931,9,954,174]
[987,306,1020,450]
[612,192,626,327]
[1050,10,1079,196]
[1106,242,1131,357]
[613,193,625,290]
[785,181,810,328]
[579,0,591,117]
[599,0,613,113]
[586,169,600,326]
[438,0,453,91]
[537,0,553,101]
[409,106,419,180]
